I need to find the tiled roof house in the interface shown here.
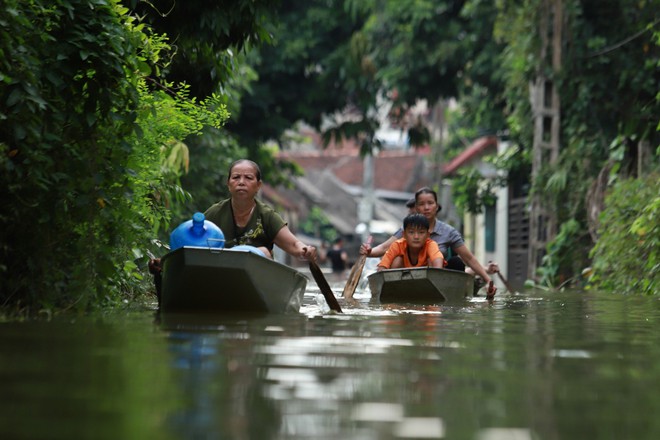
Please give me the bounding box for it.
[275,149,433,235]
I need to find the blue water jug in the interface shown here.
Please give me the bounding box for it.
[229,245,266,258]
[169,212,225,251]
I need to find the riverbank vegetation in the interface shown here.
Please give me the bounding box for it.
[1,0,658,315]
[0,0,232,314]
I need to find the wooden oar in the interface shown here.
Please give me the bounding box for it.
[487,260,513,293]
[342,236,372,299]
[496,271,514,293]
[308,258,342,313]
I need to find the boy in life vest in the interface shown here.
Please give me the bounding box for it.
[377,213,445,271]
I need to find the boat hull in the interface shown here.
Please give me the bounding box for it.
[160,246,308,313]
[368,267,474,303]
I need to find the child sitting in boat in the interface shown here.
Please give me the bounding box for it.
[377,214,445,271]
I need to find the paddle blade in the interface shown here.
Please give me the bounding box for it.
[308,260,342,313]
[342,255,366,299]
[497,271,514,293]
[343,236,372,299]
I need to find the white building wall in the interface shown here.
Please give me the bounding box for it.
[493,183,509,279]
[457,140,510,289]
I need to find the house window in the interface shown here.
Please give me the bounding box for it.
[485,204,496,252]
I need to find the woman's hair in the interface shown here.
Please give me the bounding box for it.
[228,159,262,181]
[414,186,442,212]
[403,213,430,230]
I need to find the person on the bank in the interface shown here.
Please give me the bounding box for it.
[204,159,317,261]
[361,187,497,296]
[406,197,416,215]
[326,237,348,273]
[377,214,444,271]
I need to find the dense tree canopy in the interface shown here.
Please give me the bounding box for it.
[124,0,281,97]
[226,0,367,147]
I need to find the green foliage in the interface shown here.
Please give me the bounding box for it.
[364,0,468,103]
[1,0,144,311]
[0,0,227,314]
[299,207,337,242]
[124,0,280,98]
[589,174,660,295]
[451,167,500,215]
[535,219,592,289]
[122,0,306,192]
[128,0,364,191]
[129,82,229,238]
[176,128,246,228]
[314,9,390,157]
[488,0,659,284]
[227,0,371,153]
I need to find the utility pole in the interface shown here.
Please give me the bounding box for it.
[430,99,446,184]
[358,149,376,243]
[528,0,563,279]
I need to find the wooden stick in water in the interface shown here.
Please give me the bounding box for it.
[308,258,342,313]
[496,271,514,293]
[343,236,372,299]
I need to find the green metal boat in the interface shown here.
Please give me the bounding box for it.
[160,246,308,313]
[367,267,474,303]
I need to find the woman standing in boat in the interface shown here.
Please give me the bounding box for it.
[204,159,317,261]
[360,186,497,296]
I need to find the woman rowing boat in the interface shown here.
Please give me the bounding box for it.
[360,186,497,297]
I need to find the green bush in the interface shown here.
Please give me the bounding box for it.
[0,0,227,314]
[589,174,660,295]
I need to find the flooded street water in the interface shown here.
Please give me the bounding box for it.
[1,283,659,439]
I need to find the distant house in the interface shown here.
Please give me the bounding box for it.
[274,148,434,261]
[442,136,528,290]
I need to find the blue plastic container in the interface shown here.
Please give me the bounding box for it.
[228,245,266,258]
[169,212,225,251]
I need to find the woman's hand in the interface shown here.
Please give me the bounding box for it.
[359,235,377,256]
[486,261,500,275]
[359,242,372,256]
[148,258,162,274]
[486,281,497,299]
[300,245,317,261]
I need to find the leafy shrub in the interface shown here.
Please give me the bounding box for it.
[589,174,660,295]
[0,0,227,313]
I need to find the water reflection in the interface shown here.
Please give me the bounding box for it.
[2,290,659,439]
[156,290,660,439]
[160,314,298,439]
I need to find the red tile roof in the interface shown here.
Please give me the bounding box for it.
[261,184,296,210]
[442,136,498,175]
[277,135,497,193]
[279,149,430,193]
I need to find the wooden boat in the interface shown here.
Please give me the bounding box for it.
[160,246,308,313]
[367,267,474,303]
